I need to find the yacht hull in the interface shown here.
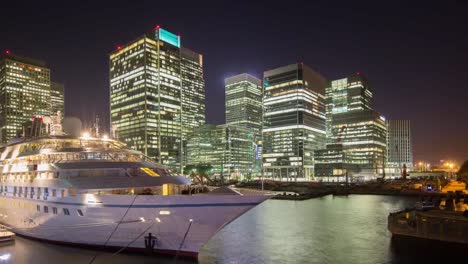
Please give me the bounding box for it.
[0,194,270,259]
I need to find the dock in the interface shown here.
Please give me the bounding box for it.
[388,208,468,244]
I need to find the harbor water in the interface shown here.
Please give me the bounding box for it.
[0,195,466,263]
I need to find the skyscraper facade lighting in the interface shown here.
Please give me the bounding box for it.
[386,120,413,173]
[262,63,327,180]
[50,82,65,117]
[315,73,387,179]
[180,47,206,166]
[0,53,57,143]
[110,27,205,172]
[225,73,263,135]
[186,124,256,180]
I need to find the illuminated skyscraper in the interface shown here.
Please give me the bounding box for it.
[0,53,52,142]
[110,27,205,172]
[315,73,387,180]
[386,120,413,173]
[50,82,65,116]
[186,124,255,180]
[181,48,205,165]
[262,63,327,180]
[325,73,372,142]
[225,73,262,134]
[225,73,262,174]
[181,48,205,136]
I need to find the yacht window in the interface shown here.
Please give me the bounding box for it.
[77,209,84,217]
[37,205,40,212]
[52,189,56,197]
[61,189,65,197]
[43,206,49,213]
[52,207,58,214]
[63,208,70,215]
[13,186,17,196]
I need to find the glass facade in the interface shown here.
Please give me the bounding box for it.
[225,73,262,134]
[0,54,54,143]
[180,48,205,166]
[110,28,204,173]
[50,82,65,117]
[186,124,255,180]
[315,73,387,179]
[386,120,413,173]
[262,63,327,180]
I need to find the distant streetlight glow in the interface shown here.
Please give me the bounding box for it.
[82,132,91,139]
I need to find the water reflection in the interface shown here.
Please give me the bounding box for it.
[0,195,465,264]
[200,195,465,264]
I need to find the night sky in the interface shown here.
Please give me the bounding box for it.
[2,1,467,165]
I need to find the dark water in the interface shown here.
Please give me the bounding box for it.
[0,195,466,264]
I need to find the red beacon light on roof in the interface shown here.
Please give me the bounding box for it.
[117,45,122,50]
[5,50,11,55]
[155,25,161,30]
[356,71,360,75]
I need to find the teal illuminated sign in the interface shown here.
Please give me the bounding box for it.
[157,28,180,48]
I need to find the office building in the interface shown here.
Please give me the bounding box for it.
[225,73,262,134]
[50,82,65,117]
[386,120,413,174]
[180,48,206,166]
[315,73,387,180]
[0,53,53,143]
[110,26,205,172]
[181,48,205,138]
[186,124,256,180]
[262,63,327,180]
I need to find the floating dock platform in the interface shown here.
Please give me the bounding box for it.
[388,208,468,244]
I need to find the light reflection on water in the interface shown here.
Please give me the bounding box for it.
[200,195,466,264]
[0,195,466,264]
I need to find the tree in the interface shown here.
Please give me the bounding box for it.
[196,163,213,186]
[196,163,213,178]
[457,160,468,182]
[183,164,196,176]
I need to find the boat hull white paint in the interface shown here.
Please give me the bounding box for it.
[0,194,269,258]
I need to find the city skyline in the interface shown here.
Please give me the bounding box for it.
[1,1,467,164]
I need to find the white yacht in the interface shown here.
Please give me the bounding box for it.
[0,135,270,258]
